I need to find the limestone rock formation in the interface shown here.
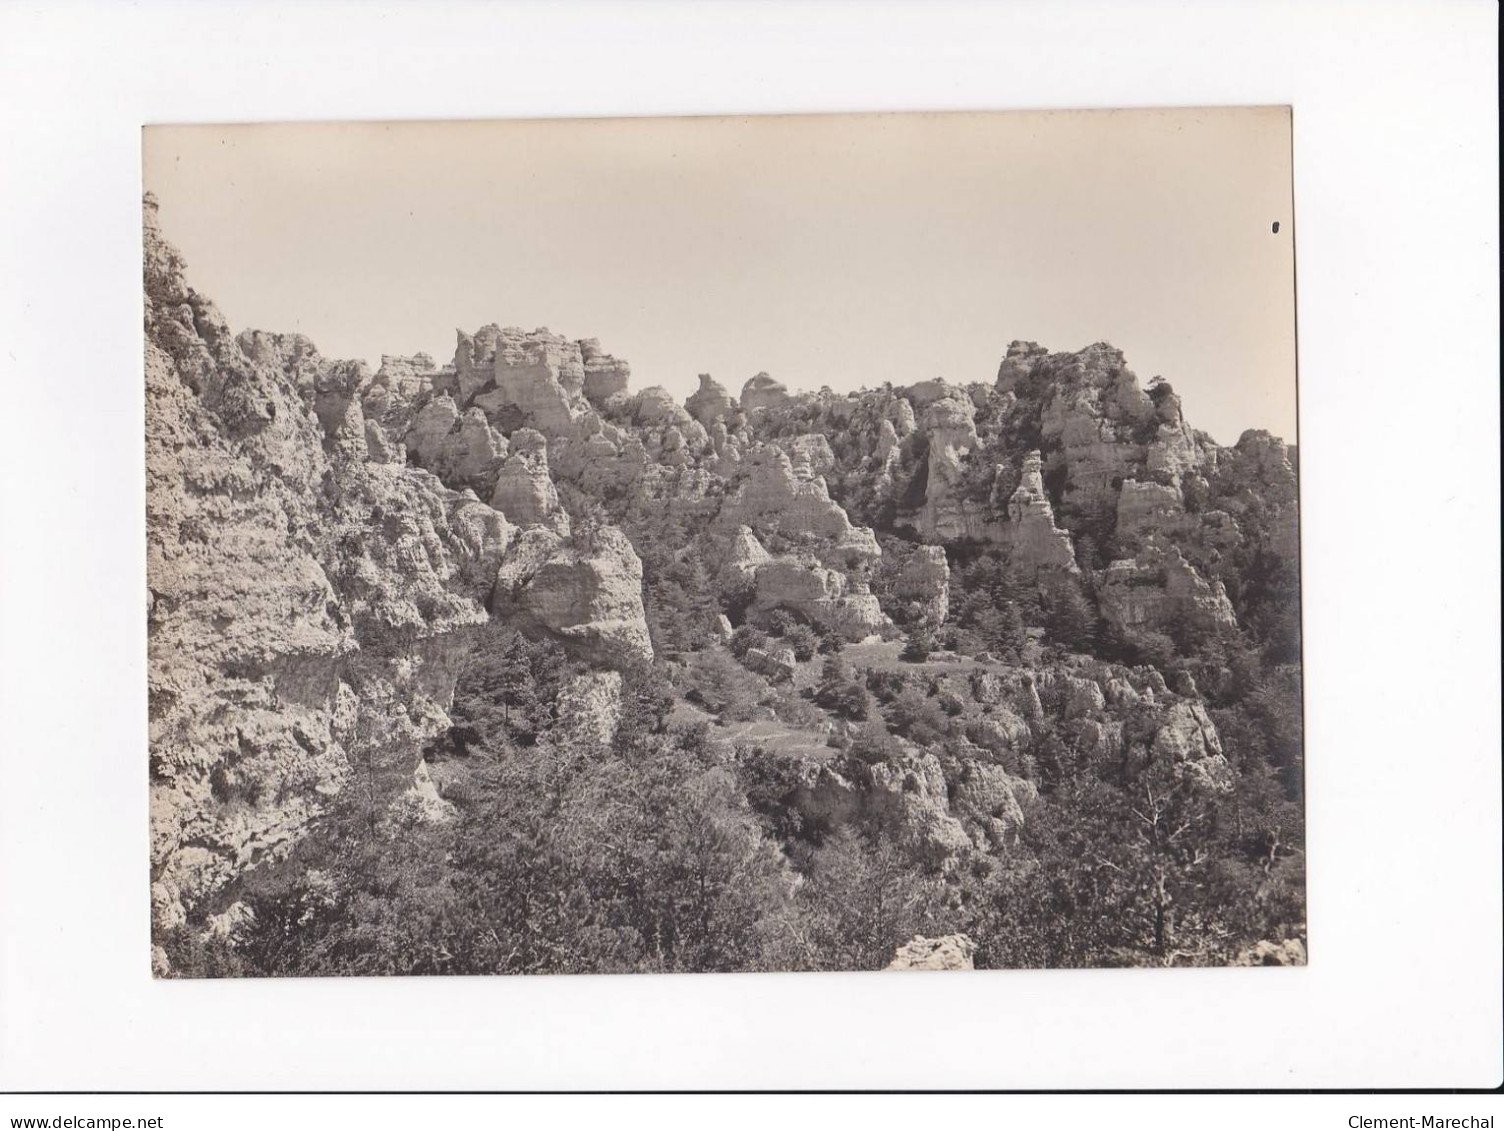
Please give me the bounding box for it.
[1098,545,1237,636]
[1115,477,1187,551]
[783,434,837,482]
[717,446,882,567]
[718,524,774,591]
[390,761,458,828]
[915,385,980,541]
[492,523,653,665]
[1220,429,1301,561]
[685,373,737,427]
[743,645,798,683]
[145,195,498,946]
[1234,938,1308,966]
[406,398,509,495]
[1144,700,1232,791]
[385,351,444,395]
[885,934,977,972]
[490,428,564,528]
[462,325,590,437]
[872,417,902,492]
[998,341,1195,525]
[740,371,789,415]
[145,187,1300,974]
[791,749,971,867]
[1002,451,1078,571]
[951,761,1034,848]
[967,710,1032,758]
[579,338,630,405]
[632,385,695,429]
[750,556,887,641]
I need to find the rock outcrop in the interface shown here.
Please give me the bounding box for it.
[1004,341,1159,516]
[914,384,980,541]
[464,325,591,437]
[1115,477,1187,551]
[1002,450,1078,571]
[717,446,882,566]
[740,371,789,415]
[750,556,887,641]
[632,385,695,430]
[1098,545,1237,636]
[791,748,972,868]
[145,196,498,944]
[406,397,509,495]
[493,523,653,665]
[685,373,736,427]
[490,428,564,528]
[885,934,977,971]
[579,338,631,406]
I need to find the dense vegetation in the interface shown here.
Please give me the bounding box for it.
[165,518,1303,976]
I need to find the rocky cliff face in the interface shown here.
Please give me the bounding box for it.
[145,199,651,955]
[145,195,1300,968]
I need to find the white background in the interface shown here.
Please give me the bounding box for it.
[0,0,1498,1093]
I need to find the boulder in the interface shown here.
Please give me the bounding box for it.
[1234,938,1307,967]
[373,352,440,400]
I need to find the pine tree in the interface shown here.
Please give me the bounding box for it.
[1044,576,1097,652]
[900,625,934,663]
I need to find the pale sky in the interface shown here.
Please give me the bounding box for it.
[143,108,1296,445]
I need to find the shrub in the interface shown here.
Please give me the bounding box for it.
[885,687,950,747]
[785,622,820,662]
[847,721,904,766]
[728,624,769,660]
[899,626,935,663]
[681,649,768,722]
[816,677,872,722]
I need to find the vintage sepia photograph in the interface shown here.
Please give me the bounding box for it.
[144,109,1304,978]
